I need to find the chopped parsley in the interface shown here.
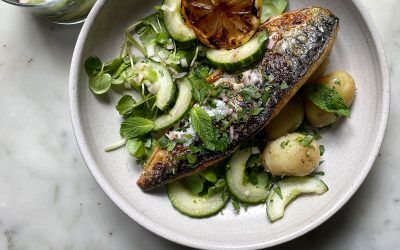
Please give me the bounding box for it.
[280,140,290,149]
[280,81,289,89]
[313,171,325,176]
[296,135,315,148]
[241,86,261,101]
[319,145,325,156]
[251,108,264,116]
[232,198,241,213]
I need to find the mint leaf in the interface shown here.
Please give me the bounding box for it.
[120,117,154,138]
[190,107,216,151]
[261,0,288,23]
[185,175,204,195]
[188,65,211,104]
[262,87,270,104]
[306,84,350,117]
[85,56,102,77]
[116,95,136,116]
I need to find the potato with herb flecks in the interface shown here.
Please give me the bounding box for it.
[305,71,356,128]
[265,97,304,140]
[262,133,320,177]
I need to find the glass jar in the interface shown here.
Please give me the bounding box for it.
[1,0,96,24]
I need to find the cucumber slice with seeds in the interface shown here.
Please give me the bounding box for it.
[135,60,174,111]
[226,148,269,204]
[206,31,268,71]
[267,177,328,222]
[167,181,229,218]
[154,77,192,131]
[162,0,196,42]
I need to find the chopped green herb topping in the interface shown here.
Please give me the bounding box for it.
[188,65,212,104]
[313,171,325,176]
[241,86,261,101]
[280,81,289,89]
[280,140,290,149]
[186,154,197,165]
[296,135,315,148]
[319,145,325,156]
[251,108,264,116]
[232,198,241,213]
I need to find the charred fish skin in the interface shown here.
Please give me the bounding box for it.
[137,7,339,191]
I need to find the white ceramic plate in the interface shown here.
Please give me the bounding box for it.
[69,0,390,249]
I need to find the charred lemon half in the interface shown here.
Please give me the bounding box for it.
[181,0,261,49]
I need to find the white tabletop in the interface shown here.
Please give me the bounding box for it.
[0,1,399,249]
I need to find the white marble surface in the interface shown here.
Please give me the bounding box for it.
[0,0,398,249]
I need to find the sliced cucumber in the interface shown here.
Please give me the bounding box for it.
[154,77,192,131]
[134,60,174,111]
[226,148,269,204]
[267,177,328,222]
[206,31,268,71]
[162,0,196,42]
[167,181,229,218]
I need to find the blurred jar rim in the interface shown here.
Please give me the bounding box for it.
[1,0,48,7]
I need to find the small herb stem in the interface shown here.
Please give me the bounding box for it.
[125,32,147,57]
[104,138,128,152]
[126,21,141,33]
[190,45,199,68]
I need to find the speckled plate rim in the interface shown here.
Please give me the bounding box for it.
[69,0,390,249]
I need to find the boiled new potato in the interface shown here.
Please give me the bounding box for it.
[265,97,304,140]
[262,133,320,177]
[305,71,356,128]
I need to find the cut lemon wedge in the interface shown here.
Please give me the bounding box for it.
[181,0,260,49]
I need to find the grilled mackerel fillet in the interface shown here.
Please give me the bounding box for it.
[138,6,339,191]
